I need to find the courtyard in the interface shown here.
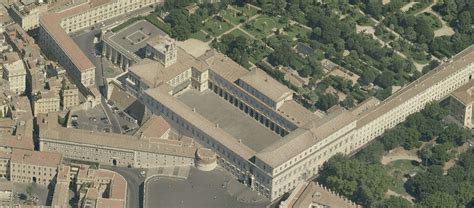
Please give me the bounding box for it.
[177,89,280,152]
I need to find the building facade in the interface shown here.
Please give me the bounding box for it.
[449,82,474,128]
[9,1,48,31]
[32,91,61,116]
[9,149,62,185]
[39,112,198,169]
[144,35,178,67]
[61,86,79,110]
[2,59,26,94]
[0,180,12,207]
[117,45,474,201]
[38,0,161,90]
[0,152,9,179]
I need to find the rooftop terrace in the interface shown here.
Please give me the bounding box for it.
[103,20,167,61]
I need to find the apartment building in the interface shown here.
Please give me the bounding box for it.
[32,90,60,116]
[107,41,474,201]
[2,59,26,94]
[9,0,48,31]
[61,85,79,110]
[0,180,13,207]
[0,152,9,179]
[75,166,127,208]
[9,149,62,185]
[51,165,71,208]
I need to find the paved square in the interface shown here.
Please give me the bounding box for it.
[145,167,269,208]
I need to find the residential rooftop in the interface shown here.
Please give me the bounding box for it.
[133,115,171,139]
[11,149,62,168]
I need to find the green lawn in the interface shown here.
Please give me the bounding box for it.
[219,9,247,25]
[284,24,310,40]
[249,45,272,64]
[111,17,142,32]
[385,160,423,177]
[190,30,212,42]
[234,4,259,18]
[243,15,285,39]
[145,15,172,34]
[384,160,423,196]
[111,15,172,34]
[228,28,253,40]
[203,17,233,36]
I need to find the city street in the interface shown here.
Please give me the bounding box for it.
[101,97,122,133]
[102,166,146,208]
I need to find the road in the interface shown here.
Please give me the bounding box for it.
[101,97,122,133]
[102,166,145,208]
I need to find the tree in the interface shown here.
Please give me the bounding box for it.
[454,182,474,206]
[341,95,355,109]
[321,154,391,206]
[212,34,251,68]
[315,93,339,111]
[429,144,452,165]
[375,71,394,88]
[436,124,470,146]
[422,60,440,74]
[414,17,434,44]
[268,43,297,67]
[365,0,383,19]
[380,128,402,150]
[419,191,457,208]
[422,102,448,120]
[355,140,385,164]
[359,70,376,85]
[374,196,413,208]
[400,127,422,150]
[457,11,472,32]
[418,146,433,169]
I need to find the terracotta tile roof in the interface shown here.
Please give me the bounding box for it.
[134,115,171,139]
[39,2,95,73]
[11,149,62,168]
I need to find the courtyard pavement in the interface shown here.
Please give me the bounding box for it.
[145,167,269,208]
